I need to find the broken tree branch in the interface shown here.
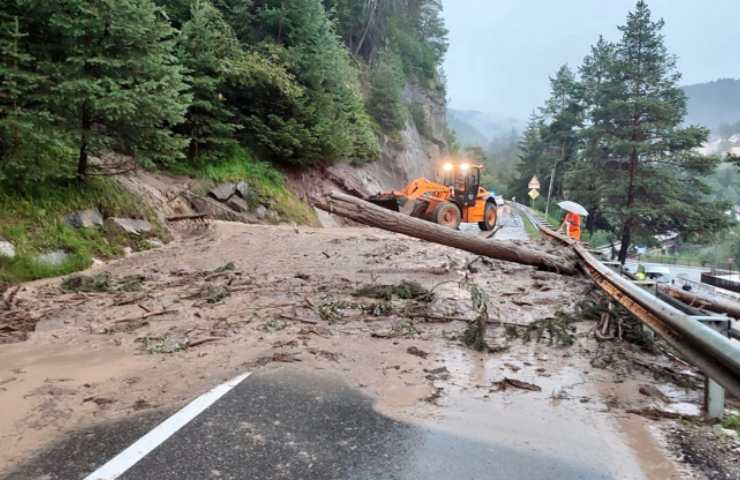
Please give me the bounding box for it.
[314,192,577,275]
[113,309,178,324]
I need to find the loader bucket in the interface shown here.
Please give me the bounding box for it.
[366,195,401,212]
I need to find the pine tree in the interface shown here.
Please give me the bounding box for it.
[367,48,406,133]
[539,65,583,214]
[177,0,242,163]
[509,112,547,202]
[565,36,618,233]
[34,0,191,177]
[235,0,379,165]
[604,1,729,262]
[0,9,70,183]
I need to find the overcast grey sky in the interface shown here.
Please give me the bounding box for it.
[442,0,740,120]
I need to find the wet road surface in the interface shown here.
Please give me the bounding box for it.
[5,368,624,480]
[461,207,529,242]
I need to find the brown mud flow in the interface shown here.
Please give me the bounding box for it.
[0,221,734,478]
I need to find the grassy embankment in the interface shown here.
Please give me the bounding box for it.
[1,148,319,285]
[170,146,317,226]
[0,178,166,284]
[518,206,561,240]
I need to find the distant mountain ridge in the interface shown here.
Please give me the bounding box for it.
[447,109,522,148]
[682,78,740,130]
[447,114,488,148]
[449,78,740,147]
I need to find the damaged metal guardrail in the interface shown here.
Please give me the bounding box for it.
[514,203,740,400]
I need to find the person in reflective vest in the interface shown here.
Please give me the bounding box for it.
[559,212,582,241]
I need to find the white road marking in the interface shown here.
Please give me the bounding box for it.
[84,372,252,480]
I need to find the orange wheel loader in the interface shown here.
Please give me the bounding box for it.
[367,162,498,230]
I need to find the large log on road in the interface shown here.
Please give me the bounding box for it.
[315,192,578,275]
[661,285,740,319]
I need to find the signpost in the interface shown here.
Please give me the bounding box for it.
[528,176,540,207]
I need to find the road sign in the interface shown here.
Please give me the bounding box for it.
[528,189,540,200]
[528,176,541,190]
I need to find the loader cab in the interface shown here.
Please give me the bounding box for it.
[441,162,482,207]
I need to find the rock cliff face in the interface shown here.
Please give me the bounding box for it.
[286,82,448,224]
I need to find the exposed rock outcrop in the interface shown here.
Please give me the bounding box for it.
[36,250,68,266]
[64,209,104,229]
[0,238,16,258]
[109,218,154,236]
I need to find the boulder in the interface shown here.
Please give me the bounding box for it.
[185,193,251,223]
[36,250,69,267]
[255,205,268,220]
[109,217,154,236]
[208,183,236,202]
[0,238,16,258]
[64,208,103,229]
[226,197,250,213]
[235,181,250,199]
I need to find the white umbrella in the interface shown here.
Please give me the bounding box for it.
[558,200,589,216]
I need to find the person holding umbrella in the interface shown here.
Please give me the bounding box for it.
[557,201,589,241]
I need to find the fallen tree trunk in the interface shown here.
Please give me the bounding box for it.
[314,192,578,275]
[660,285,740,319]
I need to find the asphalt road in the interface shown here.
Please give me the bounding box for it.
[460,207,529,242]
[5,368,615,480]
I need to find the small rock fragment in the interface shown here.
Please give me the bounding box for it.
[492,377,542,392]
[407,346,429,359]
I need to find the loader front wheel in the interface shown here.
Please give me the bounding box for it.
[434,202,462,230]
[478,201,498,231]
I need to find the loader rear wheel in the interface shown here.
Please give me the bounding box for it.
[434,202,462,230]
[478,201,498,231]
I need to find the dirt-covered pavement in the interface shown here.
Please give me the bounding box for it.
[1,218,738,479]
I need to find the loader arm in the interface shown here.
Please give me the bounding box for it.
[367,177,452,214]
[393,178,451,200]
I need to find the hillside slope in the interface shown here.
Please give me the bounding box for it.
[447,109,523,148]
[683,78,740,129]
[448,113,488,147]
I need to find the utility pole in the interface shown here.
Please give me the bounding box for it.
[545,163,556,217]
[545,142,566,217]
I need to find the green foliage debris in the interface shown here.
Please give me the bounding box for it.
[353,281,433,302]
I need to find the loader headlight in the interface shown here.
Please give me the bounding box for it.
[442,162,453,172]
[460,162,470,172]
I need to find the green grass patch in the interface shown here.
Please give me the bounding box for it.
[720,414,740,438]
[521,213,542,240]
[533,207,563,228]
[170,146,318,226]
[0,177,164,284]
[721,414,739,430]
[581,229,613,247]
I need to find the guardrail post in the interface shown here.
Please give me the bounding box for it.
[694,316,731,419]
[703,377,725,418]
